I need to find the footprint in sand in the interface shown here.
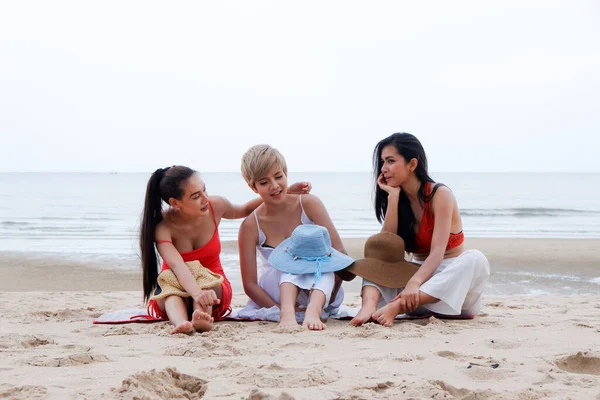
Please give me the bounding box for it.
[333,323,423,340]
[102,326,138,337]
[431,381,551,400]
[247,389,295,400]
[0,334,56,349]
[205,323,248,340]
[362,381,394,393]
[236,363,340,388]
[26,307,102,323]
[110,367,207,399]
[165,342,245,358]
[436,350,459,359]
[556,352,600,376]
[429,380,477,398]
[26,353,110,367]
[463,364,515,381]
[0,384,48,400]
[280,342,324,350]
[485,338,521,349]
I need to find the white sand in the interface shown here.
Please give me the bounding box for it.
[1,291,600,399]
[1,238,599,399]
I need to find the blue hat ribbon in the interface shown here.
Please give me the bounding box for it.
[286,248,331,285]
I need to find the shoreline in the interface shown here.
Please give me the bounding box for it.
[1,238,599,293]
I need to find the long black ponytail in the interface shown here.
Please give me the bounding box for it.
[140,165,196,302]
[373,133,442,253]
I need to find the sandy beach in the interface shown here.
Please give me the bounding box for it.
[1,238,599,399]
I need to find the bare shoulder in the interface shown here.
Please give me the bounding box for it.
[208,195,229,214]
[432,185,456,208]
[300,193,324,209]
[155,220,172,241]
[238,213,258,242]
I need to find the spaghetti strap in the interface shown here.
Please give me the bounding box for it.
[208,201,218,228]
[253,210,261,231]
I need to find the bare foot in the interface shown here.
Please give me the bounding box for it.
[372,298,406,327]
[278,311,299,330]
[350,305,377,327]
[303,308,326,331]
[170,321,194,334]
[192,309,214,333]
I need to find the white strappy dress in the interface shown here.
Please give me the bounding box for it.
[243,196,344,314]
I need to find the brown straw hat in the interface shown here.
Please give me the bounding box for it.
[339,232,420,288]
[150,260,224,301]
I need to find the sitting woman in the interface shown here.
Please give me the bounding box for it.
[238,145,348,330]
[140,165,309,334]
[350,133,491,327]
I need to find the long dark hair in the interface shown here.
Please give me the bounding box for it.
[373,133,441,253]
[140,165,196,302]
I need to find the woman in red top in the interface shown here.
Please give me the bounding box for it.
[351,133,490,327]
[140,166,310,334]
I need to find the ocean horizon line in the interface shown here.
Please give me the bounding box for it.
[1,170,599,174]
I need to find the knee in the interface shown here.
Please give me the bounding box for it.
[465,249,490,277]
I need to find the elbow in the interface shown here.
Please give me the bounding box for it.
[242,281,257,296]
[427,251,445,265]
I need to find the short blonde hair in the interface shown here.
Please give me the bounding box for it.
[241,144,288,185]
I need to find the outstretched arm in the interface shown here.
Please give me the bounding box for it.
[211,182,312,220]
[238,217,279,308]
[210,196,263,220]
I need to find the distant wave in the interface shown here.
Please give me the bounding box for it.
[461,207,599,218]
[23,216,119,221]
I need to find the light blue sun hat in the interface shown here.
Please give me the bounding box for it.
[268,225,355,284]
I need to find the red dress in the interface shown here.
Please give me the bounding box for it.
[147,202,232,320]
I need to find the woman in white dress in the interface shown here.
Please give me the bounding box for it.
[350,133,491,327]
[238,145,347,330]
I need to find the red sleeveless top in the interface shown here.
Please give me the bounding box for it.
[148,202,232,320]
[414,183,464,254]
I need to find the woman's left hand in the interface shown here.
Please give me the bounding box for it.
[288,181,312,195]
[398,281,421,312]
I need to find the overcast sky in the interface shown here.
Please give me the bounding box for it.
[1,1,598,173]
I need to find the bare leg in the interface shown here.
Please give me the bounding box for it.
[279,282,300,329]
[160,296,193,334]
[350,285,381,326]
[303,290,326,330]
[191,285,223,333]
[191,304,214,333]
[372,291,440,327]
[329,275,342,306]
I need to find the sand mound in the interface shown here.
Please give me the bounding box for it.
[113,367,207,399]
[0,384,48,399]
[556,352,600,375]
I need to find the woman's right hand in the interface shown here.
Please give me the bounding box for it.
[377,173,401,196]
[193,289,220,308]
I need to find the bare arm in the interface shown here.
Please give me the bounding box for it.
[381,192,400,234]
[301,194,347,254]
[409,187,454,286]
[155,224,203,299]
[377,174,400,234]
[238,216,278,308]
[211,196,263,220]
